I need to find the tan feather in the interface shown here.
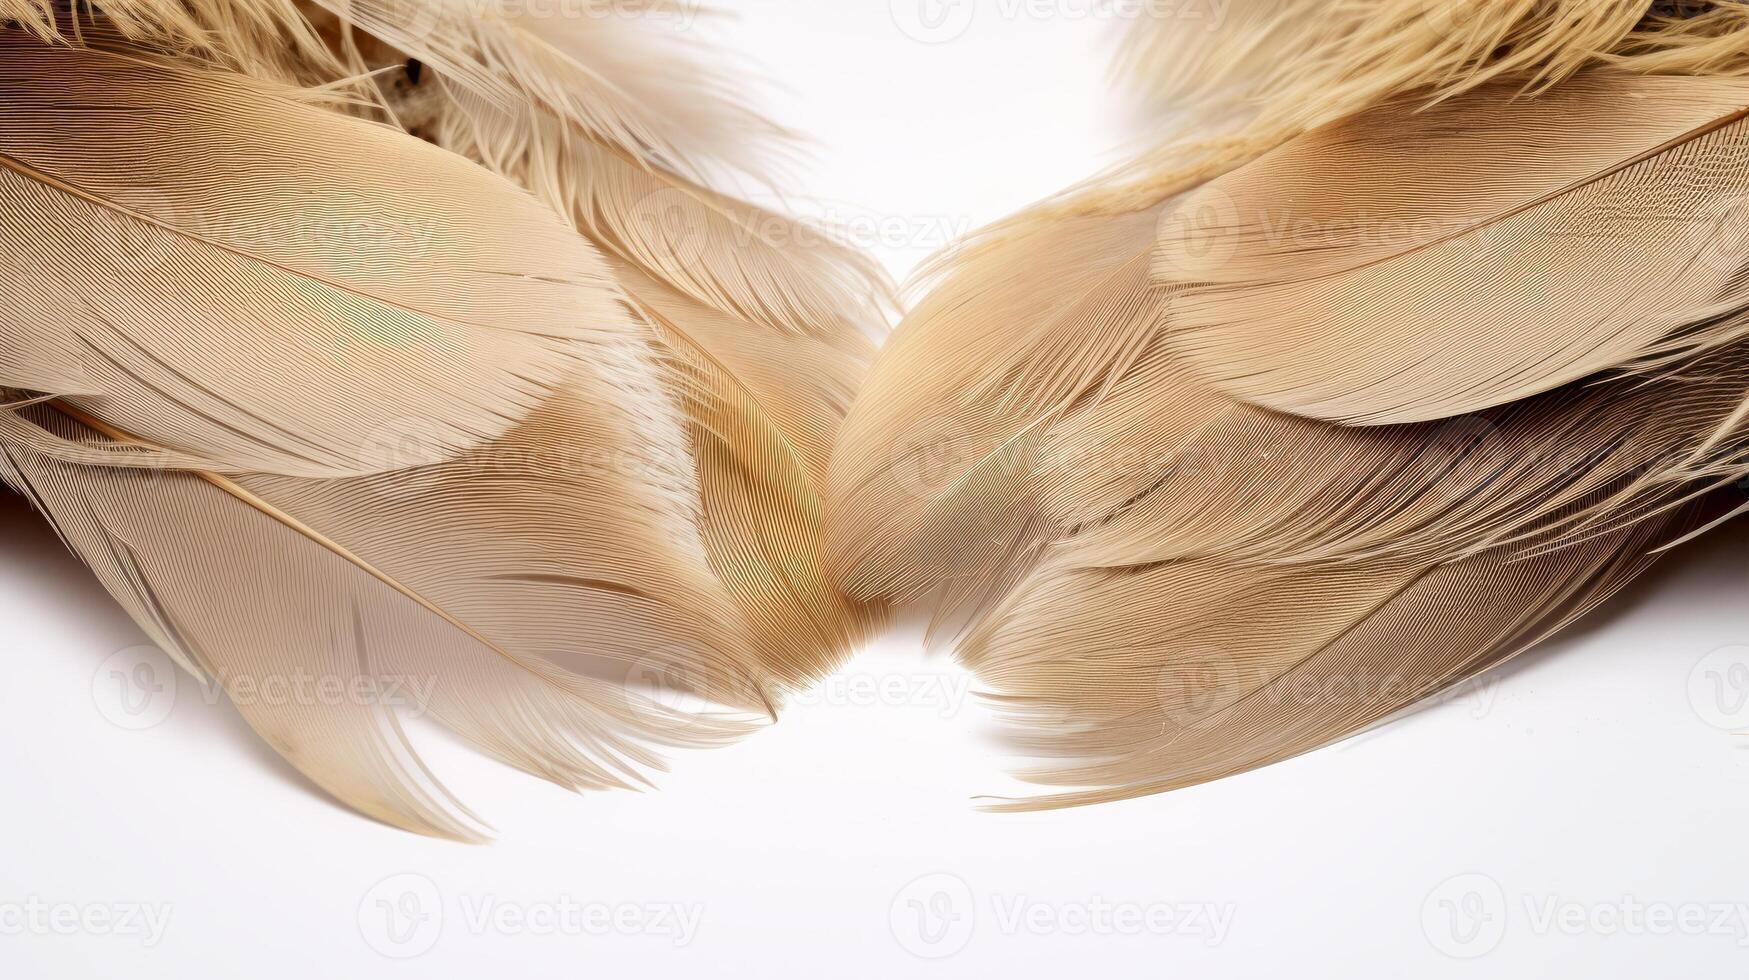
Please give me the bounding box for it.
[0,0,896,835]
[829,26,1749,807]
[1,391,764,840]
[1,0,892,830]
[1,0,348,88]
[306,0,774,179]
[831,235,1741,805]
[1081,0,1749,221]
[825,205,1177,628]
[621,261,876,688]
[963,511,1688,810]
[1119,0,1749,125]
[355,4,897,682]
[0,38,635,477]
[1162,73,1749,424]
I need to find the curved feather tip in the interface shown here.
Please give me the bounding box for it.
[828,2,1749,809]
[0,3,891,837]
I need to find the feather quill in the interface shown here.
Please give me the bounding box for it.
[1162,73,1749,424]
[0,38,631,477]
[0,0,891,832]
[1,397,760,840]
[314,0,897,684]
[829,6,1749,806]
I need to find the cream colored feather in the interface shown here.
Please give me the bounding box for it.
[961,511,1687,810]
[0,38,624,477]
[1163,73,1749,425]
[829,3,1749,806]
[316,0,897,684]
[0,1,891,833]
[1,398,759,840]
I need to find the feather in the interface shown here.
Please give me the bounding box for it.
[296,0,897,683]
[1119,0,1749,123]
[0,0,348,87]
[828,17,1749,807]
[0,0,891,833]
[0,38,635,477]
[825,207,1170,614]
[1,397,761,840]
[1087,0,1749,221]
[306,0,775,180]
[620,262,878,687]
[1161,73,1749,424]
[370,4,897,682]
[831,207,1747,800]
[962,510,1690,810]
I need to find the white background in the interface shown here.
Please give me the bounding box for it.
[4,2,1749,976]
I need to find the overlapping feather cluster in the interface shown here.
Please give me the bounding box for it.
[8,0,1749,835]
[828,0,1749,808]
[0,0,893,838]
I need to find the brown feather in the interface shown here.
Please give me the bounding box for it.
[829,59,1749,809]
[1162,73,1749,424]
[0,39,636,477]
[1,394,763,840]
